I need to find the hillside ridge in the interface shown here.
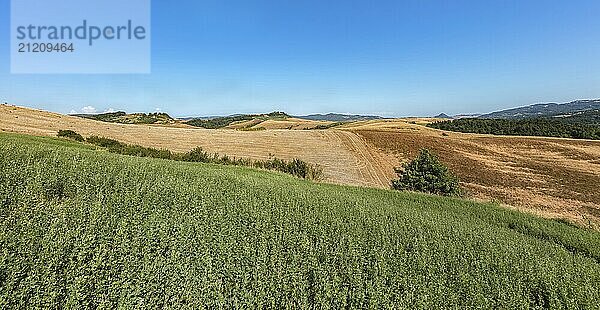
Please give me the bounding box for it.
[479,99,600,119]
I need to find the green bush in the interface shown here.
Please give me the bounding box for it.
[86,136,125,148]
[392,149,460,196]
[57,130,84,142]
[181,147,213,162]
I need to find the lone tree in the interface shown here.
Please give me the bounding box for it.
[392,149,460,197]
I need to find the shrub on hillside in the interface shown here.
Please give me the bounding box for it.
[181,147,213,163]
[57,130,84,142]
[392,149,460,197]
[83,136,322,180]
[86,136,124,149]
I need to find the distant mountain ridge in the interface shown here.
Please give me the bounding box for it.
[296,113,384,122]
[479,99,600,119]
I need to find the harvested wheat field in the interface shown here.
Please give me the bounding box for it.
[0,105,395,188]
[226,117,333,130]
[342,120,600,228]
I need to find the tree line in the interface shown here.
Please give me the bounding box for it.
[427,118,600,140]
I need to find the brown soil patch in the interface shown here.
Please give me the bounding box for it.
[347,120,600,228]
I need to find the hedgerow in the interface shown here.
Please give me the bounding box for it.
[83,133,322,180]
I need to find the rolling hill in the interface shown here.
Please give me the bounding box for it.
[1,132,599,308]
[297,113,384,122]
[480,99,600,120]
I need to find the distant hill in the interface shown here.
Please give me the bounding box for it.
[480,99,600,120]
[429,101,600,140]
[186,112,289,129]
[297,113,384,122]
[453,113,482,119]
[432,113,481,119]
[73,111,175,125]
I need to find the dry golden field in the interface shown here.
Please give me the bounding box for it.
[0,105,396,188]
[2,104,599,227]
[225,117,333,130]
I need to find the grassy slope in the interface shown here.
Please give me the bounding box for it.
[0,133,599,308]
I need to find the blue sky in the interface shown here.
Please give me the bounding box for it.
[1,0,599,117]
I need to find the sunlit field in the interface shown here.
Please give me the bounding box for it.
[0,133,599,308]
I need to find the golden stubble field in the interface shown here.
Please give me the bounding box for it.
[2,104,599,227]
[0,105,397,188]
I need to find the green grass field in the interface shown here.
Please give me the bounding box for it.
[1,133,599,308]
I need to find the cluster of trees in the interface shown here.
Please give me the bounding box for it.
[59,132,323,180]
[428,118,600,140]
[186,112,289,129]
[305,122,344,130]
[555,110,600,125]
[392,149,461,197]
[74,111,174,124]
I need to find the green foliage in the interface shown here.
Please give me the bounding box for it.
[186,112,289,129]
[392,149,460,197]
[253,157,323,180]
[57,130,84,142]
[85,136,125,148]
[428,118,600,140]
[554,109,600,125]
[305,122,345,130]
[76,111,126,121]
[1,133,600,308]
[74,111,174,124]
[86,136,172,159]
[180,146,212,162]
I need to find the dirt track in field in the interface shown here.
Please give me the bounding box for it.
[2,104,600,227]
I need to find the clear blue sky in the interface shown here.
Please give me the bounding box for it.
[1,0,599,117]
